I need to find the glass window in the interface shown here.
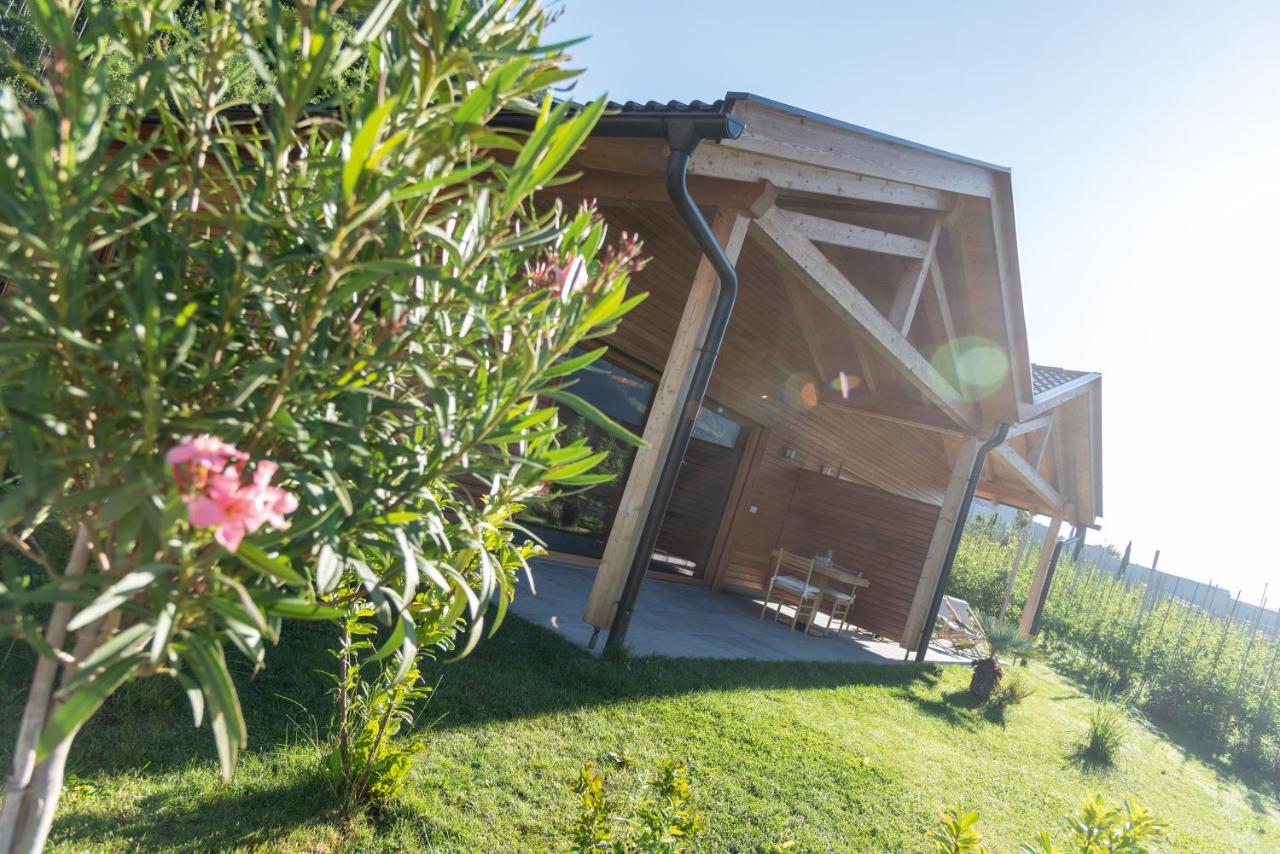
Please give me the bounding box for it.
[518,352,655,557]
[691,405,742,449]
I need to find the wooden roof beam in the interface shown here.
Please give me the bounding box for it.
[692,143,955,210]
[725,99,998,197]
[776,208,933,258]
[991,444,1064,511]
[888,219,943,335]
[753,206,980,432]
[567,139,957,211]
[550,169,775,215]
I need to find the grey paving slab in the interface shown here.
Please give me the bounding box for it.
[511,557,969,665]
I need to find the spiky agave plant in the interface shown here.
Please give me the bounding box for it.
[969,613,1037,703]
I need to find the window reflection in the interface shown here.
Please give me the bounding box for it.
[519,353,655,557]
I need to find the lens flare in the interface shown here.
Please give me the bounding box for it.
[930,336,1009,401]
[783,372,819,410]
[828,371,862,398]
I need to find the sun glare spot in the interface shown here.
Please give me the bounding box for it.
[930,336,1010,401]
[829,371,862,398]
[783,372,820,410]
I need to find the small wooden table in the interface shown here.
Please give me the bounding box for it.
[808,559,869,637]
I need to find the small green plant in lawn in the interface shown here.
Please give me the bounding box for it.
[324,509,539,813]
[1075,692,1127,768]
[928,804,989,853]
[988,672,1037,709]
[930,795,1167,853]
[970,612,1037,703]
[573,757,706,852]
[1019,794,1168,853]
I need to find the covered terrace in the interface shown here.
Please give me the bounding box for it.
[518,93,1103,660]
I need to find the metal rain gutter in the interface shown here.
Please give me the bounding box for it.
[913,422,1011,663]
[491,103,745,654]
[604,118,742,654]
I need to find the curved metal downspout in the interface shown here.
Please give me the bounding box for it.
[603,123,741,655]
[913,422,1011,662]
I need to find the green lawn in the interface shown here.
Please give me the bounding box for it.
[3,617,1277,851]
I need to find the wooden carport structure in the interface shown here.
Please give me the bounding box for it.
[530,93,1102,656]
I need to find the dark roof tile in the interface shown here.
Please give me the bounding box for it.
[1031,364,1089,397]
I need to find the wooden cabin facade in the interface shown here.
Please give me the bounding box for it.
[525,93,1103,653]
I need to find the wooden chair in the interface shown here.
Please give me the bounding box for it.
[759,549,821,633]
[822,571,864,635]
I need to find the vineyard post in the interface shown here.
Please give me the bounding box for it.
[1232,584,1268,711]
[1210,590,1244,680]
[1248,615,1280,748]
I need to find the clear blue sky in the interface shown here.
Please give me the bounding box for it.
[547,1,1280,601]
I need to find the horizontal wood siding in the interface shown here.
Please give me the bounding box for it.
[777,471,940,641]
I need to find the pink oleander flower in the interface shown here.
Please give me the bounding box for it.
[167,438,298,553]
[165,434,248,470]
[166,435,248,495]
[554,255,588,299]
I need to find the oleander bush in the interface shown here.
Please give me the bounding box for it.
[0,0,643,847]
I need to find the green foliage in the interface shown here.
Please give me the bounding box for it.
[1,0,642,828]
[928,805,989,853]
[932,796,1167,854]
[573,757,706,852]
[1018,794,1168,853]
[1074,693,1127,768]
[947,514,1040,620]
[979,613,1037,662]
[988,672,1037,710]
[949,520,1280,774]
[324,503,539,813]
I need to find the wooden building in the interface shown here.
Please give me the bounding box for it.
[524,93,1102,654]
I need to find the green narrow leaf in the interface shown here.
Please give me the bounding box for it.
[61,622,153,695]
[172,671,205,728]
[234,542,305,585]
[36,656,141,761]
[542,346,606,380]
[181,635,246,780]
[343,95,399,202]
[67,565,174,631]
[542,388,645,447]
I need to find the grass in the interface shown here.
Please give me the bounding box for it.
[1073,692,1128,768]
[2,616,1278,852]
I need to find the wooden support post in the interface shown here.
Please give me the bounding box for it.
[582,209,751,630]
[902,436,983,652]
[998,515,1035,621]
[1019,514,1065,636]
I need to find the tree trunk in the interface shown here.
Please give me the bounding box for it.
[0,523,96,854]
[969,657,1003,703]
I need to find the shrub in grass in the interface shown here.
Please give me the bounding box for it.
[987,672,1037,712]
[928,804,988,853]
[573,758,705,852]
[1075,694,1128,767]
[0,0,643,845]
[930,795,1167,853]
[969,613,1037,703]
